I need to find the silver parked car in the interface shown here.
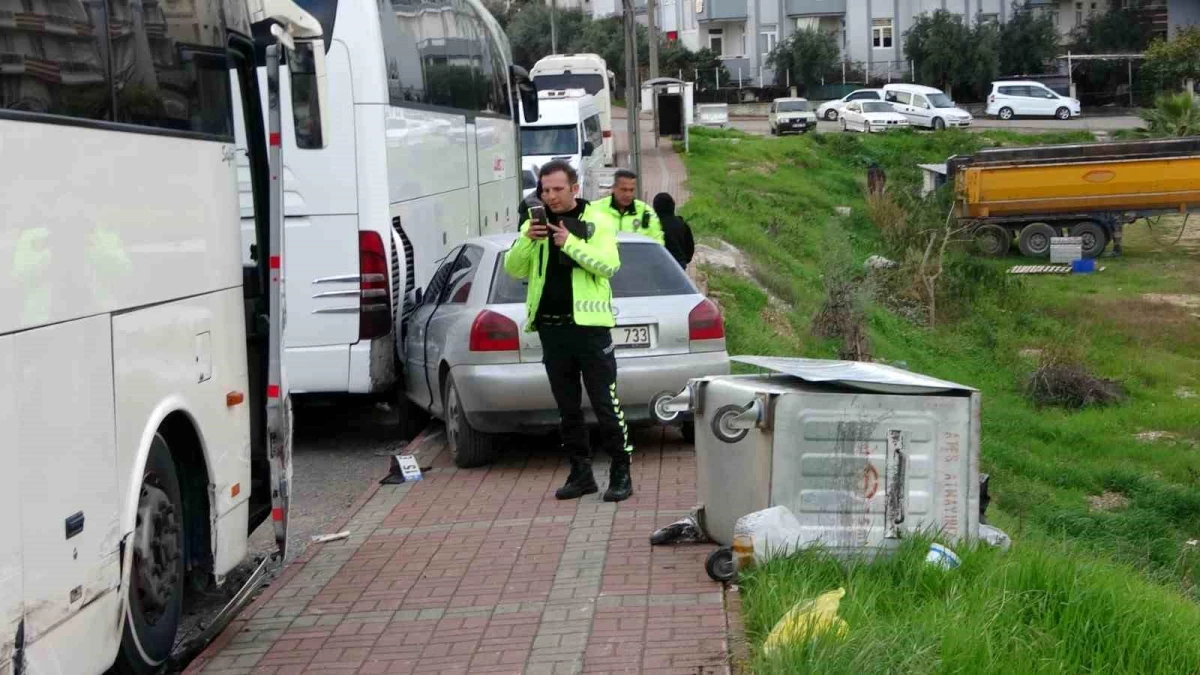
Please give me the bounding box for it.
[397,232,731,467]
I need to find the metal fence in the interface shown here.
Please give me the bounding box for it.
[685,60,916,103]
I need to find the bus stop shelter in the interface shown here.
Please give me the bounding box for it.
[642,76,692,153]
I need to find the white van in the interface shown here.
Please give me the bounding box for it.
[987,80,1081,120]
[883,84,973,130]
[521,90,606,201]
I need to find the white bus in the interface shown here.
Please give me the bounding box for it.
[0,0,323,670]
[240,0,535,425]
[530,53,615,166]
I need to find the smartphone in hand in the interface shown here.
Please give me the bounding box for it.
[527,205,549,239]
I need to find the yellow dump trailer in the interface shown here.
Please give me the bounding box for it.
[948,137,1200,258]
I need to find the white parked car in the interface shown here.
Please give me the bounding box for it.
[986,80,1081,120]
[883,83,973,130]
[768,97,818,135]
[398,233,731,467]
[816,88,884,121]
[840,100,910,133]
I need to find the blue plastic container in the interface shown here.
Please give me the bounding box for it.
[1071,258,1095,274]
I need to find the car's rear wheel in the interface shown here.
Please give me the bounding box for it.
[443,374,497,468]
[1056,107,1071,120]
[998,107,1014,120]
[116,434,183,675]
[826,109,839,121]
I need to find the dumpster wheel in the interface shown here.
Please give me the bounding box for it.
[706,547,736,583]
[711,404,751,444]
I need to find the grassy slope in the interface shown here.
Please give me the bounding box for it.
[678,127,1200,672]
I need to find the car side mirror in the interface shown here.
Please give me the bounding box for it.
[511,64,539,124]
[582,141,595,157]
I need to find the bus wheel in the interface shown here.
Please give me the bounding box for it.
[117,434,184,675]
[974,224,1012,257]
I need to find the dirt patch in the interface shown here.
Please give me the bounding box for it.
[1019,348,1044,360]
[1088,491,1131,512]
[1136,431,1180,443]
[1141,294,1200,310]
[1146,215,1200,252]
[1178,387,1197,400]
[691,240,798,344]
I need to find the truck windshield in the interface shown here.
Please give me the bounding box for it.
[929,93,956,108]
[534,74,605,95]
[777,101,809,112]
[521,126,578,156]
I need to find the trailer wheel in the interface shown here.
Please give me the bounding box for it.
[1018,223,1056,258]
[974,224,1012,257]
[1069,221,1109,258]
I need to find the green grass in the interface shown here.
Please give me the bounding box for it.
[678,126,1200,671]
[740,536,1200,674]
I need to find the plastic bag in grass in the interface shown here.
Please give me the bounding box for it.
[763,587,849,654]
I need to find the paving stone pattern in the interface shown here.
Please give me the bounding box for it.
[188,429,729,675]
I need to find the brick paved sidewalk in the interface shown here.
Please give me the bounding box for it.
[187,429,731,675]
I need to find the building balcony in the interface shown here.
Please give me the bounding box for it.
[696,0,746,22]
[787,0,844,15]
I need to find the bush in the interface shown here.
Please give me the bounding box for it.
[1139,93,1200,137]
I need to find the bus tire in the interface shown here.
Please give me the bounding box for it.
[974,224,1012,257]
[116,433,184,675]
[1017,223,1056,258]
[1070,221,1109,258]
[444,375,496,468]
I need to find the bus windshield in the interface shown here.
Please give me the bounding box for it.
[534,73,605,95]
[521,125,579,155]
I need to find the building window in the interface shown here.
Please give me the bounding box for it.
[979,13,998,24]
[708,28,724,55]
[872,18,893,49]
[760,26,778,56]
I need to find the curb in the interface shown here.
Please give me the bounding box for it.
[182,426,442,673]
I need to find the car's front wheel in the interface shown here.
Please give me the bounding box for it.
[1056,107,1071,120]
[443,374,497,468]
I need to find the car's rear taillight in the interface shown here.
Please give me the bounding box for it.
[469,310,520,352]
[988,94,995,103]
[688,298,724,341]
[358,230,391,340]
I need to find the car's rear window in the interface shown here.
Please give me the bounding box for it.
[490,242,696,304]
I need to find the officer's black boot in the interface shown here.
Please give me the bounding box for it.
[555,460,599,500]
[603,461,633,502]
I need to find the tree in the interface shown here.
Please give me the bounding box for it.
[1068,7,1157,105]
[997,3,1059,77]
[659,43,728,90]
[568,17,648,88]
[1143,27,1200,91]
[967,19,1001,100]
[905,10,973,95]
[766,28,840,88]
[1139,93,1200,137]
[506,5,590,68]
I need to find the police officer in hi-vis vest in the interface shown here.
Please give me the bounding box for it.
[503,160,633,503]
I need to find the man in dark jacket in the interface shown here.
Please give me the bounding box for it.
[652,192,694,269]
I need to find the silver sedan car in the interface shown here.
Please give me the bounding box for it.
[397,232,731,467]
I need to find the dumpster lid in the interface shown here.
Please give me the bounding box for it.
[732,356,977,394]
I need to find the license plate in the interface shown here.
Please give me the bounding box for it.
[613,325,651,349]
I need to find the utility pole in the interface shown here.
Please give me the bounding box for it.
[621,0,641,194]
[647,0,659,148]
[550,0,558,54]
